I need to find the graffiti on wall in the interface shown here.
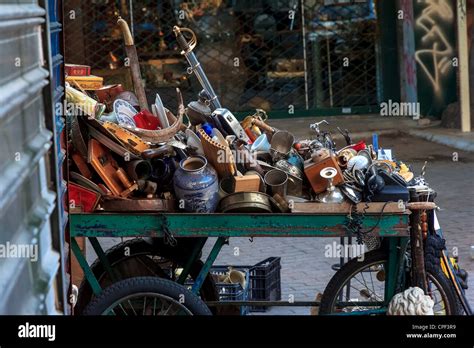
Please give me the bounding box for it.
[415,0,454,96]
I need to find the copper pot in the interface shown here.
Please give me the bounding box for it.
[95,84,125,111]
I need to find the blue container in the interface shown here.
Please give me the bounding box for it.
[173,156,219,212]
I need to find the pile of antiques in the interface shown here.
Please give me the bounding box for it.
[66,21,418,222]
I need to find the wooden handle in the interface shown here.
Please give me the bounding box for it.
[253,119,274,134]
[406,202,437,210]
[117,17,134,45]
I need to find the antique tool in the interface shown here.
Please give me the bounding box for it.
[70,172,107,195]
[71,152,92,179]
[198,128,236,178]
[218,192,273,213]
[153,93,170,128]
[100,198,175,212]
[86,123,140,160]
[241,110,275,135]
[304,155,344,194]
[212,108,250,143]
[316,168,345,204]
[68,183,101,213]
[88,139,138,197]
[103,121,150,155]
[70,115,89,160]
[264,169,288,197]
[117,17,148,111]
[173,26,221,110]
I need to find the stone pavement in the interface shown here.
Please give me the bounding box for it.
[87,119,474,315]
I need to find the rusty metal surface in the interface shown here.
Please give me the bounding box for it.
[70,212,409,238]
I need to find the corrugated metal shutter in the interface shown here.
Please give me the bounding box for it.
[0,0,61,314]
[42,0,69,314]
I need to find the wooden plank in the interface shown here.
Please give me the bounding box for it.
[291,202,407,214]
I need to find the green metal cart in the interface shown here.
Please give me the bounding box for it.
[70,201,434,315]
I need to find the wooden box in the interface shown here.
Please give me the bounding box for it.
[66,74,104,90]
[65,64,91,76]
[304,156,344,194]
[233,174,261,192]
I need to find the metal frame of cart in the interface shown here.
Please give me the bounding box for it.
[70,202,419,315]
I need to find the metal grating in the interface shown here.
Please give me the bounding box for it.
[64,0,379,116]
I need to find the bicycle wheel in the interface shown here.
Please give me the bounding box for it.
[83,276,212,315]
[75,238,217,314]
[319,249,459,315]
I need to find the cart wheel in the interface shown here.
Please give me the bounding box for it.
[319,249,459,315]
[82,276,212,315]
[75,238,217,315]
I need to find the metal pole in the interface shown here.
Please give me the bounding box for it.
[456,0,471,132]
[129,0,134,39]
[301,0,309,110]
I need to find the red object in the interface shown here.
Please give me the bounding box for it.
[351,141,366,152]
[68,183,100,212]
[133,110,161,130]
[65,64,91,76]
[244,128,256,143]
[294,143,302,150]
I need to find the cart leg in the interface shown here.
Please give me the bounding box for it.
[71,237,102,296]
[409,192,428,292]
[384,238,407,305]
[177,238,207,284]
[89,237,119,282]
[191,237,227,294]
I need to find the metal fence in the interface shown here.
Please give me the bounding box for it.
[64,0,379,117]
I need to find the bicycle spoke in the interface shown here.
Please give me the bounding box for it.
[128,300,137,315]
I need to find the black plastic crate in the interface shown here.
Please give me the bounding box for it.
[186,265,250,315]
[249,257,281,312]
